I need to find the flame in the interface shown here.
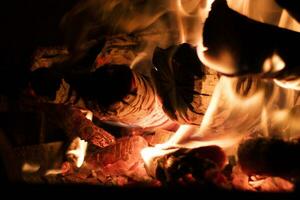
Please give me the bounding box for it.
[66,137,88,168]
[22,162,40,173]
[140,146,177,177]
[262,53,286,74]
[45,169,64,176]
[279,10,300,32]
[274,79,300,91]
[174,0,213,44]
[63,0,300,183]
[141,0,300,180]
[66,110,91,168]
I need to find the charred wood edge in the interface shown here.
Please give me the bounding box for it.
[203,0,300,79]
[147,146,226,185]
[0,128,22,182]
[151,43,218,124]
[238,137,300,179]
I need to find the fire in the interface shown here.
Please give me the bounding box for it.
[66,110,91,168]
[262,53,286,74]
[274,79,300,91]
[66,137,88,168]
[141,0,300,190]
[22,162,40,173]
[279,10,300,32]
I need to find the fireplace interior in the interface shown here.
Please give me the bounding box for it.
[1,0,300,197]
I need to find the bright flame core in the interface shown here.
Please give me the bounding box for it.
[66,110,91,168]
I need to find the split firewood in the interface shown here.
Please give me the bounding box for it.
[238,137,300,179]
[152,43,219,125]
[276,0,300,22]
[201,0,300,80]
[29,63,171,131]
[148,145,229,188]
[39,103,115,148]
[59,106,116,148]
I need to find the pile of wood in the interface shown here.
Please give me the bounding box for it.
[4,0,300,193]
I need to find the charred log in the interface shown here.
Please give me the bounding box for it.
[149,145,229,188]
[202,0,300,79]
[152,43,218,125]
[238,137,300,179]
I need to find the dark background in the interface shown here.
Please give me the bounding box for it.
[0,0,78,97]
[0,0,79,183]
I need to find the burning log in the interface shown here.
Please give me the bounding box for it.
[238,137,300,179]
[29,63,171,132]
[152,43,218,125]
[201,0,300,80]
[145,145,229,188]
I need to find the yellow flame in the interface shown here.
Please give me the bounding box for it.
[174,0,215,44]
[22,162,40,173]
[140,146,177,177]
[263,53,286,74]
[45,169,63,176]
[279,10,300,32]
[274,79,300,91]
[66,110,91,168]
[66,137,88,168]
